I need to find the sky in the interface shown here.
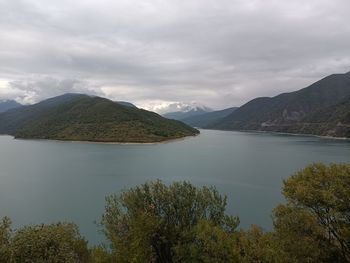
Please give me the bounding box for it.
[0,0,350,113]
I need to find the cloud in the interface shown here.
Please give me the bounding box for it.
[143,101,212,115]
[1,76,101,104]
[0,0,350,110]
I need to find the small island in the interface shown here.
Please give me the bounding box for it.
[0,94,199,143]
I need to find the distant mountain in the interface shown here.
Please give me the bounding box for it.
[182,107,238,128]
[0,94,199,143]
[0,100,21,113]
[208,71,350,138]
[163,106,212,120]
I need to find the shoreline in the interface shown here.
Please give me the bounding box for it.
[204,128,350,141]
[0,133,200,145]
[1,129,349,144]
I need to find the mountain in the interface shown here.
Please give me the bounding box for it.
[0,94,199,143]
[291,96,350,137]
[115,101,137,108]
[0,100,21,112]
[163,106,212,120]
[208,71,350,138]
[182,107,238,128]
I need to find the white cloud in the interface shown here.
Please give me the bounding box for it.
[141,101,212,114]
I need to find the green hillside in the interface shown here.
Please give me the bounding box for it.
[0,94,199,143]
[209,72,350,138]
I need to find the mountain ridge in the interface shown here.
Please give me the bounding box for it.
[208,71,350,138]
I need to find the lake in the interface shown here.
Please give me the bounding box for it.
[1,129,350,244]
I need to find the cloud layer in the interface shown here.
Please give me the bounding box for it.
[1,0,350,111]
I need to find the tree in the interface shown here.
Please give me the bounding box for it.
[11,222,89,263]
[273,163,350,262]
[272,204,333,262]
[0,217,12,262]
[234,225,275,263]
[175,220,239,262]
[89,245,115,263]
[101,180,239,262]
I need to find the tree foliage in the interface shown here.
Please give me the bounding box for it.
[0,216,12,262]
[234,225,275,263]
[101,180,239,262]
[0,220,89,263]
[273,163,350,262]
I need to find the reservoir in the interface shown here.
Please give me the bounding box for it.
[1,129,350,244]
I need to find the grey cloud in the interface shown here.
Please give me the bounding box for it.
[0,0,350,110]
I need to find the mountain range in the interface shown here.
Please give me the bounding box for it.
[208,71,350,138]
[0,94,199,143]
[0,100,21,113]
[181,107,238,128]
[163,105,239,128]
[1,71,349,140]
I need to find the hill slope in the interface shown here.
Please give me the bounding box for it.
[292,96,350,137]
[208,72,350,138]
[0,100,21,112]
[182,107,238,128]
[0,94,199,143]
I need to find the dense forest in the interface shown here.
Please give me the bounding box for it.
[1,163,349,262]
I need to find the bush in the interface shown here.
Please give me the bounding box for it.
[0,220,89,263]
[101,180,239,262]
[273,163,350,262]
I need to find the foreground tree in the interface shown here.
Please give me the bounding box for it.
[89,245,115,263]
[1,220,89,263]
[0,217,11,262]
[101,180,239,262]
[234,225,275,263]
[273,163,350,262]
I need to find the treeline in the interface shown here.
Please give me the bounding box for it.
[1,163,349,262]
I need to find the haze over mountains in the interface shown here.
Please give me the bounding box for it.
[163,106,212,121]
[163,106,238,128]
[0,94,198,143]
[0,100,21,113]
[208,71,350,138]
[115,101,137,108]
[182,107,238,128]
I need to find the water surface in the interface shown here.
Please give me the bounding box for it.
[1,129,350,244]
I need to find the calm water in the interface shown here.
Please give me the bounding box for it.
[1,129,350,244]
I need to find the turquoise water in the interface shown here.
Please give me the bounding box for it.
[1,129,350,244]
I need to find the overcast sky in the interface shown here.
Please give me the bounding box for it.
[0,0,350,112]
